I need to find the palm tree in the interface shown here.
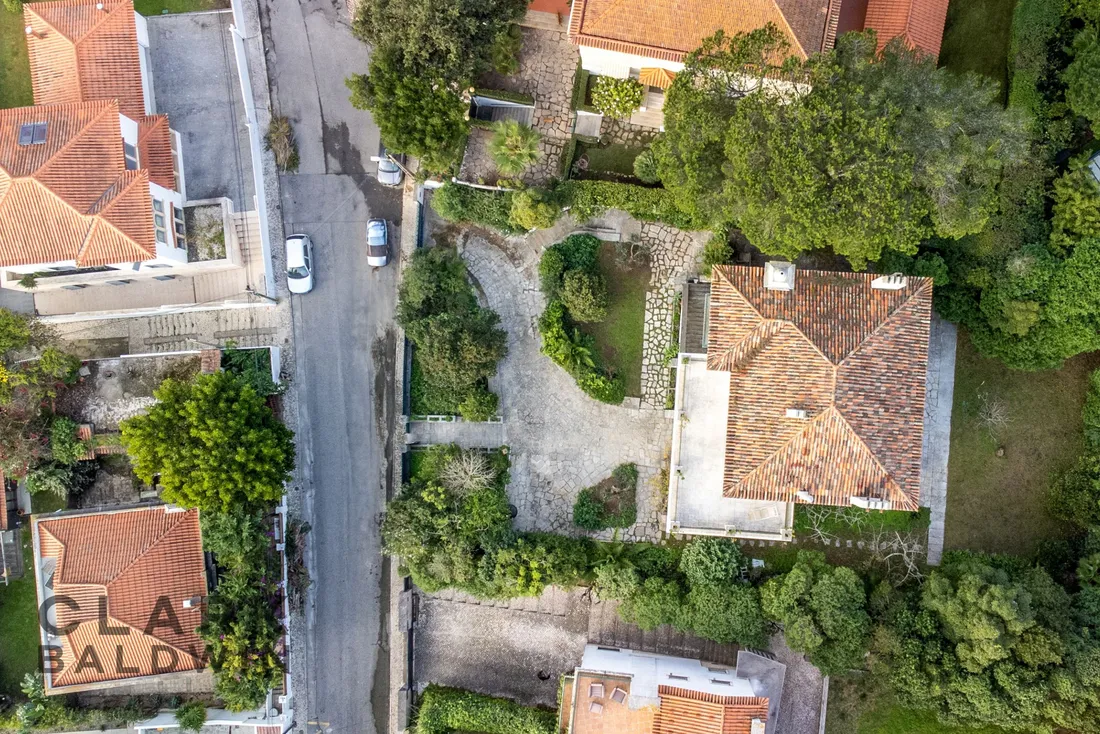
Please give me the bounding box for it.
[554,329,596,373]
[488,119,541,175]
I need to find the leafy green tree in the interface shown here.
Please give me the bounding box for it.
[653,25,793,223]
[458,386,499,422]
[1065,27,1100,129]
[48,417,90,466]
[174,702,206,733]
[1052,162,1100,242]
[200,507,272,571]
[761,551,870,675]
[406,312,507,400]
[559,270,607,323]
[620,576,683,630]
[509,188,559,231]
[121,371,296,512]
[199,583,284,711]
[488,120,541,176]
[346,52,467,173]
[0,308,34,355]
[679,537,744,588]
[25,463,70,498]
[678,583,768,647]
[590,76,644,119]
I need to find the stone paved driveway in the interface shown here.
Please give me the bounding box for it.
[460,232,671,540]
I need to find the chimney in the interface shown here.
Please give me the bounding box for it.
[763,261,795,291]
[785,408,808,419]
[796,490,814,503]
[871,273,907,290]
[182,596,204,609]
[96,2,106,9]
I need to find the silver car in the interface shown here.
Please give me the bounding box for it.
[285,234,314,294]
[376,146,404,187]
[367,219,389,268]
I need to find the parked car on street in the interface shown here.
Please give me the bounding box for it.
[367,219,389,267]
[285,234,314,294]
[375,145,404,187]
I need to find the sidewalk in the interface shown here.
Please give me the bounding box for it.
[407,420,505,449]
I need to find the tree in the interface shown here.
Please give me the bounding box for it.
[1065,27,1100,130]
[723,33,1025,267]
[761,551,870,675]
[632,148,659,184]
[653,25,793,222]
[200,506,272,571]
[121,371,296,512]
[510,188,559,230]
[559,270,607,323]
[488,120,541,175]
[25,463,70,498]
[679,537,744,588]
[620,576,683,630]
[174,702,207,733]
[678,583,768,647]
[346,51,468,173]
[590,76,644,119]
[48,417,90,466]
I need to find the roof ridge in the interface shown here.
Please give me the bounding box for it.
[73,0,131,48]
[100,509,185,586]
[829,408,906,502]
[731,404,838,492]
[836,277,932,369]
[764,0,808,59]
[33,100,119,191]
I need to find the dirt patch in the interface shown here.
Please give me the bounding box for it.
[184,204,226,261]
[57,356,201,430]
[76,454,150,509]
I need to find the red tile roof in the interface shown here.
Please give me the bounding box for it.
[0,101,157,268]
[707,265,932,510]
[654,687,769,734]
[137,114,175,190]
[34,506,207,689]
[0,471,8,532]
[864,0,949,57]
[24,0,146,121]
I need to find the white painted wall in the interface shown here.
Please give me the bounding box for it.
[150,181,187,261]
[578,45,685,78]
[579,644,756,705]
[119,113,139,148]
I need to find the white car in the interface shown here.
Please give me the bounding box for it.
[285,234,314,294]
[367,219,389,268]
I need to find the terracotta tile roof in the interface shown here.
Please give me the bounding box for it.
[0,471,8,532]
[0,101,157,268]
[568,0,813,63]
[34,506,207,689]
[707,265,932,510]
[639,67,677,89]
[654,687,769,734]
[24,0,146,120]
[864,0,949,57]
[137,114,174,190]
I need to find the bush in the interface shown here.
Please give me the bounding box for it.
[557,180,703,230]
[620,576,684,629]
[632,148,660,183]
[175,702,207,733]
[510,188,560,230]
[571,65,591,111]
[576,368,626,404]
[489,24,523,75]
[416,685,556,734]
[560,270,608,323]
[679,583,768,647]
[572,489,606,530]
[1052,163,1100,241]
[590,76,644,119]
[1007,0,1063,119]
[222,345,283,397]
[264,115,300,173]
[571,464,637,530]
[1064,27,1100,129]
[48,416,89,466]
[25,463,70,498]
[489,120,541,176]
[458,386,499,422]
[701,229,734,276]
[431,183,523,234]
[679,537,744,588]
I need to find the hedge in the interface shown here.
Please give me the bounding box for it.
[416,685,556,734]
[1007,0,1063,119]
[571,65,590,111]
[473,88,536,106]
[558,180,705,230]
[430,182,524,234]
[560,136,578,179]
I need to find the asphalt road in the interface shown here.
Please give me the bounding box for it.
[256,0,399,732]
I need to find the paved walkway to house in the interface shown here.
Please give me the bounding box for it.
[920,314,958,566]
[466,26,578,185]
[407,420,504,449]
[769,634,825,734]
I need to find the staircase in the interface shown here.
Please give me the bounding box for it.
[680,281,710,354]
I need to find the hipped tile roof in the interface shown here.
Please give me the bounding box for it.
[0,100,157,267]
[654,687,770,734]
[35,507,207,689]
[864,0,949,57]
[24,0,146,120]
[707,265,931,510]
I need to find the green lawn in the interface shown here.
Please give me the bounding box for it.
[938,0,1016,103]
[827,675,1011,734]
[0,6,33,110]
[578,243,648,398]
[575,143,642,178]
[944,331,1100,556]
[0,528,41,697]
[133,0,229,15]
[31,491,69,515]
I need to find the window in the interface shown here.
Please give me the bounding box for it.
[667,674,688,681]
[123,140,138,170]
[172,205,186,249]
[152,198,167,244]
[18,122,47,146]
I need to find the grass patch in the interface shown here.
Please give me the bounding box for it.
[938,0,1016,103]
[30,491,68,515]
[0,528,41,697]
[827,675,1011,734]
[793,506,930,536]
[944,331,1100,556]
[577,243,648,397]
[0,6,32,110]
[575,142,643,177]
[133,0,229,14]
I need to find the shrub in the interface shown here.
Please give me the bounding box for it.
[558,180,703,230]
[1064,27,1100,129]
[25,463,70,498]
[489,120,541,176]
[612,462,638,489]
[620,576,683,629]
[538,248,567,298]
[175,702,207,733]
[576,369,626,404]
[593,562,641,601]
[416,685,556,734]
[571,66,591,111]
[48,416,89,466]
[590,76,644,119]
[222,345,283,397]
[632,147,660,183]
[18,273,38,290]
[1007,0,1063,119]
[679,583,768,647]
[679,537,744,588]
[431,183,523,234]
[701,230,734,276]
[572,488,606,530]
[458,386,499,422]
[560,270,608,323]
[510,188,560,230]
[489,24,523,75]
[264,115,300,173]
[1052,163,1100,241]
